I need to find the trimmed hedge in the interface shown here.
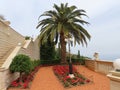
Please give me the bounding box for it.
[40,57,86,65]
[67,57,85,65]
[71,58,85,65]
[40,59,60,65]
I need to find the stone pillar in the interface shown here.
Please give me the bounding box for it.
[93,52,99,72]
[93,52,99,60]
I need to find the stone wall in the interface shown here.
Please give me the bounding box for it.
[85,59,95,71]
[0,20,25,66]
[85,59,114,75]
[0,68,19,90]
[0,20,40,90]
[18,37,40,60]
[95,60,113,74]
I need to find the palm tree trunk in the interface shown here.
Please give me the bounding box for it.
[60,31,67,64]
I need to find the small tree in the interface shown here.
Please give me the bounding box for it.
[9,54,32,82]
[40,37,56,60]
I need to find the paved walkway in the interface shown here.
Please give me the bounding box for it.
[30,65,110,90]
[8,65,110,90]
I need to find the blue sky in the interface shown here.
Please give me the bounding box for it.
[0,0,120,60]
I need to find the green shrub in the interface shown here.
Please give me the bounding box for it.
[31,60,40,70]
[40,37,56,60]
[9,54,32,82]
[10,54,32,74]
[25,36,30,40]
[40,59,60,65]
[67,56,85,65]
[64,82,69,87]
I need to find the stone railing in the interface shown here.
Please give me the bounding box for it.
[95,60,114,74]
[85,59,114,75]
[2,45,21,69]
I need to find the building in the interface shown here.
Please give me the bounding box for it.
[0,19,40,90]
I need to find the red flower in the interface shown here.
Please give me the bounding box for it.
[23,81,29,88]
[86,79,90,83]
[71,78,79,84]
[63,76,70,81]
[53,65,91,87]
[11,81,19,87]
[79,78,84,82]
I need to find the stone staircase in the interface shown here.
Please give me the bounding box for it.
[0,47,14,67]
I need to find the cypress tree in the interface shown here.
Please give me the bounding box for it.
[40,38,56,60]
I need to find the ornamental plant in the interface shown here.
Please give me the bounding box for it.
[40,37,56,60]
[10,65,40,88]
[10,54,32,83]
[53,65,91,87]
[36,3,91,64]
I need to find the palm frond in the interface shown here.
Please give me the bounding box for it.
[37,3,91,47]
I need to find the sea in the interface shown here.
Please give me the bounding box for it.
[97,55,120,62]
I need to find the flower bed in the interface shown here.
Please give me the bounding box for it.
[53,65,91,87]
[10,66,40,89]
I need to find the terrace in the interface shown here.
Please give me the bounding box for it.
[0,15,119,90]
[8,59,115,90]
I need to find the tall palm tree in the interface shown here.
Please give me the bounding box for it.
[36,3,91,64]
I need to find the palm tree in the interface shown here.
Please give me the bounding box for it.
[36,3,91,64]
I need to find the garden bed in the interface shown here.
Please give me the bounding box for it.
[53,65,92,88]
[8,66,40,89]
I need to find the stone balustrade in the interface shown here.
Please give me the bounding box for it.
[85,59,114,75]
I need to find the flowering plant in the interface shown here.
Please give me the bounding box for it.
[10,66,40,89]
[53,65,91,87]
